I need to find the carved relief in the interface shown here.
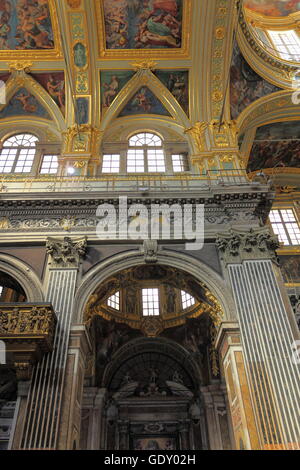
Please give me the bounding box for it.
[46,236,87,267]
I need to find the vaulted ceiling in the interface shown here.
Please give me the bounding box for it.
[0,0,299,181]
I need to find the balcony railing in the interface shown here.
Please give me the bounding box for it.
[0,303,56,380]
[0,169,263,195]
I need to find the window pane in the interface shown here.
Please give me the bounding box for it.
[142,288,160,316]
[107,291,120,310]
[15,148,35,173]
[129,133,162,147]
[147,149,165,172]
[268,30,300,62]
[4,133,38,147]
[181,290,196,309]
[172,154,189,173]
[102,154,120,174]
[0,148,17,173]
[40,155,59,175]
[127,149,144,173]
[270,209,300,246]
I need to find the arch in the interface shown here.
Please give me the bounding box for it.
[102,336,203,390]
[99,69,193,152]
[237,90,300,136]
[74,248,235,324]
[0,253,44,302]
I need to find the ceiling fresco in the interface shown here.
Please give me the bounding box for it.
[230,41,280,120]
[31,72,65,115]
[154,69,188,115]
[0,0,55,50]
[247,121,300,172]
[102,0,183,49]
[244,0,300,17]
[0,87,50,119]
[100,70,135,112]
[118,86,171,116]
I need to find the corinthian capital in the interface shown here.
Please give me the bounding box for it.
[46,236,87,268]
[216,228,280,265]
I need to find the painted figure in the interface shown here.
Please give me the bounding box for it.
[103,0,183,49]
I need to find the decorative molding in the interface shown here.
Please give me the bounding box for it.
[216,227,280,265]
[0,303,56,381]
[46,236,87,268]
[142,240,158,264]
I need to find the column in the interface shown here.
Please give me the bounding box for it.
[58,326,92,450]
[20,237,87,450]
[118,420,129,450]
[217,228,300,450]
[216,322,261,450]
[201,384,233,450]
[81,388,107,450]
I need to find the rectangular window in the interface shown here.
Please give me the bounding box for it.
[14,148,35,173]
[269,209,300,246]
[147,149,166,172]
[0,148,18,173]
[0,286,3,297]
[142,288,160,316]
[268,30,300,61]
[172,154,189,173]
[127,149,145,173]
[40,155,59,174]
[107,292,120,310]
[181,291,196,309]
[102,154,120,174]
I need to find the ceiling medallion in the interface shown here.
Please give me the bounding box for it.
[141,317,164,337]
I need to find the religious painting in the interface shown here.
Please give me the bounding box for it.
[155,69,189,115]
[31,72,65,115]
[119,87,171,116]
[0,87,50,119]
[100,70,135,111]
[75,97,89,125]
[0,0,54,50]
[247,121,300,172]
[230,42,280,120]
[244,0,299,16]
[103,0,183,49]
[279,255,300,284]
[73,42,87,68]
[133,436,177,450]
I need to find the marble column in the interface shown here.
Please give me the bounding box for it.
[19,237,87,450]
[216,322,261,450]
[217,228,300,450]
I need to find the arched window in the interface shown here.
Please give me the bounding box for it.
[0,133,38,174]
[127,132,166,173]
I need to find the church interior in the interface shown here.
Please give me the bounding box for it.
[0,0,299,451]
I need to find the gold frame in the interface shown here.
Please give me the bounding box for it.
[0,0,62,60]
[95,0,192,59]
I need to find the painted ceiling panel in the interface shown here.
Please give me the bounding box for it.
[0,0,55,50]
[247,121,300,172]
[244,0,300,17]
[102,0,183,49]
